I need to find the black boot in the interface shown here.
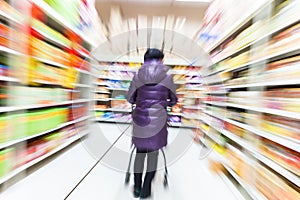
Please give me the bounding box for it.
[133,186,141,198]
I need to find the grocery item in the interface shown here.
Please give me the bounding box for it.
[0,148,14,178]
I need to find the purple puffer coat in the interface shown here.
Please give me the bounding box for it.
[127,60,178,151]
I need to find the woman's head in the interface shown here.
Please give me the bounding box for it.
[144,48,164,62]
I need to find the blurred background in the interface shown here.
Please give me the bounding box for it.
[0,0,299,199]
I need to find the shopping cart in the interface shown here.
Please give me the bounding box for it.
[125,104,169,188]
[124,146,169,188]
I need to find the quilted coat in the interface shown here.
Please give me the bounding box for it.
[127,60,177,151]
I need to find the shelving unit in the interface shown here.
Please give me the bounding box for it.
[0,130,89,185]
[93,62,205,127]
[197,0,300,199]
[0,0,101,189]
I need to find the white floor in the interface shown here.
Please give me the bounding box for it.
[0,123,238,200]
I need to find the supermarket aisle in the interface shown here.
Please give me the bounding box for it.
[67,124,237,200]
[0,123,238,200]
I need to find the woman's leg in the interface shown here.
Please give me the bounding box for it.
[141,150,159,198]
[134,148,147,191]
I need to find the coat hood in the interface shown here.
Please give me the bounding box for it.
[138,60,168,84]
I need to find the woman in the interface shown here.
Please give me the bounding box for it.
[127,48,177,199]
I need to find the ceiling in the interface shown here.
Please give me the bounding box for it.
[95,0,211,7]
[95,0,209,23]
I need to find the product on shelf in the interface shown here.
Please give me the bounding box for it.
[261,114,300,140]
[263,88,300,113]
[97,79,107,85]
[31,37,71,66]
[224,121,245,138]
[227,91,261,106]
[0,0,24,21]
[224,145,247,178]
[0,23,10,48]
[44,0,80,27]
[106,80,130,89]
[171,104,181,113]
[94,93,109,99]
[31,19,72,47]
[95,104,108,109]
[27,108,68,136]
[183,108,201,119]
[111,99,131,109]
[260,138,300,176]
[96,86,109,93]
[0,148,14,178]
[0,84,7,106]
[14,125,84,168]
[8,86,69,106]
[168,115,181,124]
[68,103,87,121]
[255,164,300,200]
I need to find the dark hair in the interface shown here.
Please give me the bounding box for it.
[144,48,164,62]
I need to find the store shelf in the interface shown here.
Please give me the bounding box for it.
[176,91,187,94]
[94,108,131,112]
[203,90,227,94]
[184,96,202,99]
[73,83,91,88]
[185,88,203,91]
[229,119,300,152]
[182,114,203,121]
[0,75,20,82]
[96,98,126,101]
[31,27,70,49]
[107,88,129,91]
[0,46,24,56]
[0,99,90,113]
[76,68,92,76]
[223,44,300,73]
[225,78,300,88]
[218,171,247,200]
[212,15,300,65]
[0,130,89,185]
[204,116,300,187]
[32,80,61,86]
[96,83,108,86]
[185,80,202,84]
[205,101,300,120]
[31,0,96,48]
[168,112,183,116]
[168,70,189,75]
[223,164,267,200]
[75,49,93,60]
[98,76,133,81]
[94,98,109,102]
[202,68,226,78]
[33,57,68,69]
[94,91,111,94]
[96,118,132,124]
[199,126,223,145]
[0,116,90,150]
[203,101,226,107]
[250,151,300,188]
[0,10,23,25]
[174,81,186,84]
[206,0,273,52]
[227,102,300,120]
[205,111,300,153]
[168,70,200,76]
[183,105,204,110]
[98,65,138,72]
[168,122,197,128]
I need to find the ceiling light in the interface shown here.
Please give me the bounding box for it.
[175,0,211,2]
